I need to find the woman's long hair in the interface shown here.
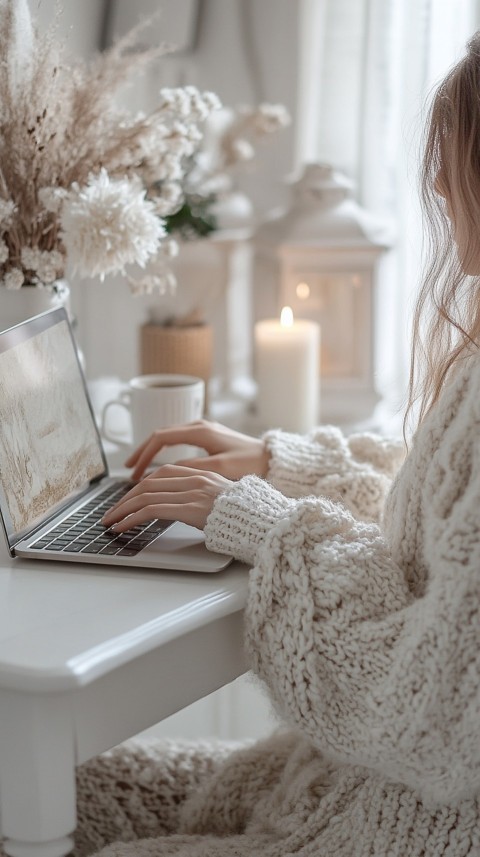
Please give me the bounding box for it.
[405,32,480,438]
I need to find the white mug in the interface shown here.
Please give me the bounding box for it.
[101,374,205,465]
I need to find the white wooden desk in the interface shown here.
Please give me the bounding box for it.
[0,553,249,857]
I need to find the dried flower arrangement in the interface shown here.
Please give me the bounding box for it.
[163,103,291,240]
[0,0,221,295]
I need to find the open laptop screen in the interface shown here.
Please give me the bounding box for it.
[0,308,106,547]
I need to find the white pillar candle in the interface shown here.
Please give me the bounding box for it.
[254,306,320,433]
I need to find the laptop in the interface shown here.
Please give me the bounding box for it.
[0,308,232,573]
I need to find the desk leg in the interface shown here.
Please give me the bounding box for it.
[0,689,76,857]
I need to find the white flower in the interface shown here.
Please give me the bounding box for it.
[151,183,183,217]
[202,91,222,112]
[192,172,232,197]
[119,110,146,128]
[183,86,222,122]
[127,269,177,296]
[38,187,66,214]
[159,88,192,117]
[21,247,64,283]
[159,87,221,122]
[59,169,165,280]
[253,103,291,134]
[128,122,172,162]
[0,239,9,264]
[3,269,24,290]
[0,199,16,228]
[160,238,179,259]
[161,155,184,182]
[185,125,203,144]
[164,133,195,158]
[230,138,255,162]
[147,154,184,184]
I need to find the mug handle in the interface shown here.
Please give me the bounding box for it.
[100,395,132,448]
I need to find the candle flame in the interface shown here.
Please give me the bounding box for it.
[280,306,294,327]
[296,282,310,300]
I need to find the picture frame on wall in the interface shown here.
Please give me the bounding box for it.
[100,0,202,54]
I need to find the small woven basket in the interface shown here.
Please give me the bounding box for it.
[139,323,213,412]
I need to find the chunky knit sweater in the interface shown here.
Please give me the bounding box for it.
[57,351,480,856]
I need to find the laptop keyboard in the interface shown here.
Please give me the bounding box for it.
[30,481,172,557]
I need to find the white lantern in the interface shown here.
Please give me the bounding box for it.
[254,163,391,424]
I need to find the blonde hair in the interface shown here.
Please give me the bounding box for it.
[405,32,480,437]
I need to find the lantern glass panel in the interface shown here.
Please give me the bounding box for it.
[286,271,368,379]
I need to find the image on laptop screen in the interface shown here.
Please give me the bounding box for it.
[0,314,105,542]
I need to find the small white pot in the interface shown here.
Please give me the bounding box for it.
[0,280,71,331]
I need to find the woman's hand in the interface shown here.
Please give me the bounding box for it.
[125,419,270,482]
[101,465,233,532]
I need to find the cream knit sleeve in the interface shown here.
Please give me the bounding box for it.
[204,467,480,807]
[263,426,406,523]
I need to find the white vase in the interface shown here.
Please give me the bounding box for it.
[0,279,86,370]
[0,279,71,331]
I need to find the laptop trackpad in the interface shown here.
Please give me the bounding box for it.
[145,522,232,572]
